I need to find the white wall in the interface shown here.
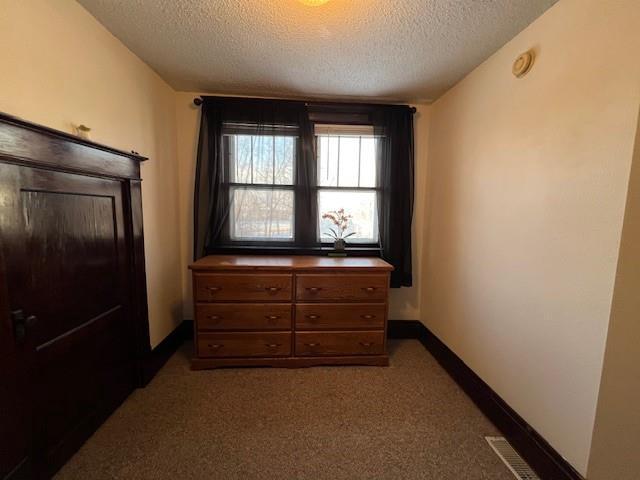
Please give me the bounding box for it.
[0,0,184,347]
[420,0,640,474]
[175,92,429,321]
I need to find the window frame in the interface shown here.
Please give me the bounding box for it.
[314,125,381,248]
[213,122,382,253]
[220,127,300,247]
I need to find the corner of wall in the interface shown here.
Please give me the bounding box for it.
[587,105,640,480]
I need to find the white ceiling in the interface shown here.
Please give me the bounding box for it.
[78,0,556,102]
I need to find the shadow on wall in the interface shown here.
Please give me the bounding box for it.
[587,106,640,480]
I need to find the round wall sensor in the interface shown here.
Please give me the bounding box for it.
[512,51,535,78]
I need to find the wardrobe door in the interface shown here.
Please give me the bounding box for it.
[0,242,35,480]
[0,162,136,477]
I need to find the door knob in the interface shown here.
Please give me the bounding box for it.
[11,310,37,343]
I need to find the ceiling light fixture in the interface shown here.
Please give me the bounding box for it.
[298,0,331,6]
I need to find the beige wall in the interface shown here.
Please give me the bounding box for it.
[420,0,640,474]
[0,0,183,347]
[175,93,199,320]
[587,109,640,480]
[175,92,429,320]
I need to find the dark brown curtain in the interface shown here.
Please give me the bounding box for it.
[374,106,414,287]
[194,96,414,288]
[193,98,223,260]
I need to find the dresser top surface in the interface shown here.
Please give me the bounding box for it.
[190,255,393,272]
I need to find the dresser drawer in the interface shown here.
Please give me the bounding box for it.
[295,274,388,302]
[295,331,385,356]
[198,332,291,358]
[295,304,386,330]
[196,303,292,331]
[194,274,292,302]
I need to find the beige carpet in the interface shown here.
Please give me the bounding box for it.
[56,340,513,480]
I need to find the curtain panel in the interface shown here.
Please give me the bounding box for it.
[194,96,414,287]
[374,106,414,287]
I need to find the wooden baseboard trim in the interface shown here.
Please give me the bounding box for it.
[141,320,193,386]
[387,320,584,480]
[387,319,426,339]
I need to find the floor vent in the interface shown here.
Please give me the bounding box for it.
[485,436,540,480]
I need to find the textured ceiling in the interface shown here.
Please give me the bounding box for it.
[78,0,556,102]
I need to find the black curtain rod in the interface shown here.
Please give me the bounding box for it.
[192,97,416,114]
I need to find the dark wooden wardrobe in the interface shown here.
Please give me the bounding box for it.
[0,113,150,479]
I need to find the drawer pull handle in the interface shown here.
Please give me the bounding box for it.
[265,287,281,292]
[362,287,377,292]
[206,315,222,322]
[306,287,322,292]
[265,315,281,320]
[207,344,223,350]
[361,314,376,319]
[265,343,282,348]
[306,314,320,320]
[304,343,320,347]
[360,342,374,347]
[206,286,221,292]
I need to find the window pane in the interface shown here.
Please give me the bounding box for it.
[318,136,339,187]
[253,135,273,184]
[228,134,295,186]
[274,136,295,185]
[337,136,360,187]
[316,133,377,187]
[231,187,294,240]
[359,137,377,188]
[318,190,378,243]
[232,135,252,183]
[318,136,330,186]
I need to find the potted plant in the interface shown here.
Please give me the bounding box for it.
[322,208,356,253]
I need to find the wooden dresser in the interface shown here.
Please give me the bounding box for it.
[189,255,393,369]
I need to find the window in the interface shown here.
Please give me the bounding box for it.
[315,124,379,244]
[223,123,298,242]
[222,122,380,248]
[195,97,414,285]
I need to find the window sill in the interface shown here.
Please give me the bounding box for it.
[207,245,382,257]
